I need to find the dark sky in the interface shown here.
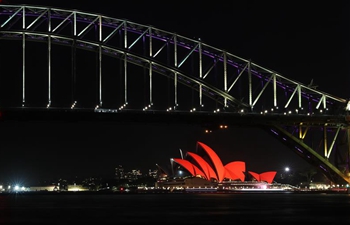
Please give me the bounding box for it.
[1,1,349,184]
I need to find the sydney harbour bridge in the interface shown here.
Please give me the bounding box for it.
[0,4,350,185]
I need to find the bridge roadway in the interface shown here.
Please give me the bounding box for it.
[0,107,348,128]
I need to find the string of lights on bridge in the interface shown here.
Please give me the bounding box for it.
[90,101,330,117]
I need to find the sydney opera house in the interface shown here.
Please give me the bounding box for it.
[155,141,287,191]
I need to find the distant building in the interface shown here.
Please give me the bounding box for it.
[28,185,57,192]
[148,169,158,178]
[67,184,89,191]
[115,165,125,180]
[125,169,142,181]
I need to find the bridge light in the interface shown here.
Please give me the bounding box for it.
[71,101,77,109]
[220,125,228,129]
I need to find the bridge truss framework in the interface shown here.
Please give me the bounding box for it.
[0,4,350,184]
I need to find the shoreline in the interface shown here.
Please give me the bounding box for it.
[0,189,348,195]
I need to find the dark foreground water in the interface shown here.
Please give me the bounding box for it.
[0,192,349,224]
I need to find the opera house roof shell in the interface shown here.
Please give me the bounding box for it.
[169,141,276,184]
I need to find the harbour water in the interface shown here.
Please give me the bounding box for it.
[0,192,349,224]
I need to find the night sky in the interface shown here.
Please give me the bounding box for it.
[0,1,349,184]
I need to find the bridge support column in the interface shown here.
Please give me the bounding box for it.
[347,128,350,178]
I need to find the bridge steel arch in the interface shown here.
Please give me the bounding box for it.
[0,4,350,185]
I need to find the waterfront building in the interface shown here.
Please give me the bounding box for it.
[28,185,58,192]
[156,141,280,191]
[67,184,89,192]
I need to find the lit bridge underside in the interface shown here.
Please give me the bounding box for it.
[0,4,350,184]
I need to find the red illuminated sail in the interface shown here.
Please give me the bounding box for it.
[197,142,225,182]
[187,151,218,180]
[173,158,206,179]
[248,171,276,184]
[224,161,246,181]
